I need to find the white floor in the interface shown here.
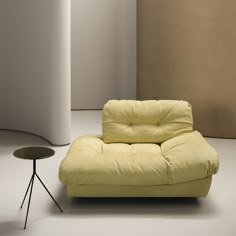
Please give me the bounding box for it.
[0,111,236,236]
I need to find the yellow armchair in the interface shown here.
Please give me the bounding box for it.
[59,100,219,197]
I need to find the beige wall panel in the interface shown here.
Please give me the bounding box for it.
[137,0,236,138]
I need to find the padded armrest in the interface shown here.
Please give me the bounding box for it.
[161,131,219,184]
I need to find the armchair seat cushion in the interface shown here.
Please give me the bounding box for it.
[59,131,218,187]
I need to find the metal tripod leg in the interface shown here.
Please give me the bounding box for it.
[35,173,63,212]
[20,159,63,229]
[20,174,34,209]
[23,173,35,229]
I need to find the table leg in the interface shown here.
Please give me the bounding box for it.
[35,173,63,213]
[24,173,35,229]
[20,174,33,209]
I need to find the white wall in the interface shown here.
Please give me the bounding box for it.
[0,0,71,145]
[71,0,137,109]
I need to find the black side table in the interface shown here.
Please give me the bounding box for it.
[13,147,63,229]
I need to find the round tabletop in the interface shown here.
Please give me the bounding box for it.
[13,147,55,160]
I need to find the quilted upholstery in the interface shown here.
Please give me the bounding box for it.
[59,99,219,197]
[102,100,193,143]
[59,131,218,186]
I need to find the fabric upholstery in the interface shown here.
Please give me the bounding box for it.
[59,132,218,186]
[66,176,212,197]
[59,99,219,197]
[102,100,193,143]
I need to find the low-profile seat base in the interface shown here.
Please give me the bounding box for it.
[66,176,212,197]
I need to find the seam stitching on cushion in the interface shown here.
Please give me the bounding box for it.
[159,104,175,123]
[161,153,171,184]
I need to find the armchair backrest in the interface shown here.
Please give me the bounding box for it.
[102,100,193,143]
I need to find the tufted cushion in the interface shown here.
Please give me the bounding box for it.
[102,100,193,143]
[59,132,219,187]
